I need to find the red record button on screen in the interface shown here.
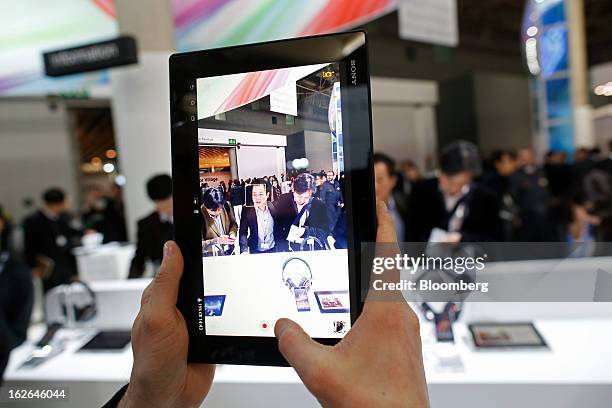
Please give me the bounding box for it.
[260,321,270,331]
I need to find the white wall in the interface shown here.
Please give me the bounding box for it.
[304,130,333,172]
[0,99,78,222]
[110,52,172,240]
[370,77,439,171]
[236,146,285,180]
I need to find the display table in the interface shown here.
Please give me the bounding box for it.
[74,244,136,281]
[5,318,612,408]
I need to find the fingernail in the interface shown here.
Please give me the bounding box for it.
[274,318,292,338]
[163,241,174,259]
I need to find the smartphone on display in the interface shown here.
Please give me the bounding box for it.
[170,32,375,365]
[294,288,311,312]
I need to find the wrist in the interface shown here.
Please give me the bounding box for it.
[118,383,158,408]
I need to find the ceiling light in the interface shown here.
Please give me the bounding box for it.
[115,175,127,186]
[527,26,538,37]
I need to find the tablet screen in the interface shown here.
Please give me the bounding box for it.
[195,62,351,338]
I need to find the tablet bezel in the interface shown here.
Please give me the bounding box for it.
[170,31,376,365]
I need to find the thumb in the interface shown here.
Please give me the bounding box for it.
[376,200,397,243]
[275,318,329,379]
[149,241,184,309]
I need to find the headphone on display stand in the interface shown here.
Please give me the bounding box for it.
[59,281,98,324]
[282,257,312,290]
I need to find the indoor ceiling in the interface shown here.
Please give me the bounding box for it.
[72,108,115,164]
[366,0,612,66]
[199,146,230,169]
[457,0,612,65]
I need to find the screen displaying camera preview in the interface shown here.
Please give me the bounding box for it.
[196,62,351,338]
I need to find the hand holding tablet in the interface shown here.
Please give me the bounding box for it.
[117,204,429,408]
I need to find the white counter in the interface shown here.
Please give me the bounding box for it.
[5,317,612,408]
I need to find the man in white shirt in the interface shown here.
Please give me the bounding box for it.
[239,181,276,254]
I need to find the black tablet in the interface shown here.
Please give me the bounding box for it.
[468,323,548,349]
[170,31,376,366]
[78,330,132,351]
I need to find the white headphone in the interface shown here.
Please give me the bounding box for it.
[282,257,312,290]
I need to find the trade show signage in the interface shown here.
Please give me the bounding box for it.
[270,82,298,117]
[43,36,138,77]
[398,0,459,47]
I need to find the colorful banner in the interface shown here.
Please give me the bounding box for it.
[0,0,117,96]
[0,0,397,96]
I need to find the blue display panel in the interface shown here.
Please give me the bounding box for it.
[548,123,574,153]
[541,2,566,25]
[540,26,569,78]
[545,78,572,120]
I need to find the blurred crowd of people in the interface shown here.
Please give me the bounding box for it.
[1,140,611,381]
[200,170,345,256]
[375,140,612,256]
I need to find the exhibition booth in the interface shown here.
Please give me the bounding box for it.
[5,255,612,407]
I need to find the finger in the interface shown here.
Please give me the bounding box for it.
[140,282,154,307]
[376,201,397,244]
[368,201,403,303]
[149,241,184,310]
[275,318,329,379]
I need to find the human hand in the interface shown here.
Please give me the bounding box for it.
[288,225,306,241]
[119,241,215,408]
[275,202,429,408]
[218,235,235,245]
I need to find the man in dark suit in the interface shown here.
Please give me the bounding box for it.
[374,153,408,242]
[239,180,276,254]
[129,175,174,278]
[82,184,128,244]
[406,141,503,243]
[273,173,330,252]
[201,188,238,256]
[23,188,81,292]
[1,209,33,384]
[509,148,554,242]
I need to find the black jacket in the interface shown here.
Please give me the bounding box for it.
[230,185,246,206]
[406,178,503,242]
[128,212,173,278]
[317,181,343,230]
[508,167,554,241]
[238,204,279,254]
[0,252,33,384]
[83,198,127,244]
[23,210,80,292]
[272,193,330,251]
